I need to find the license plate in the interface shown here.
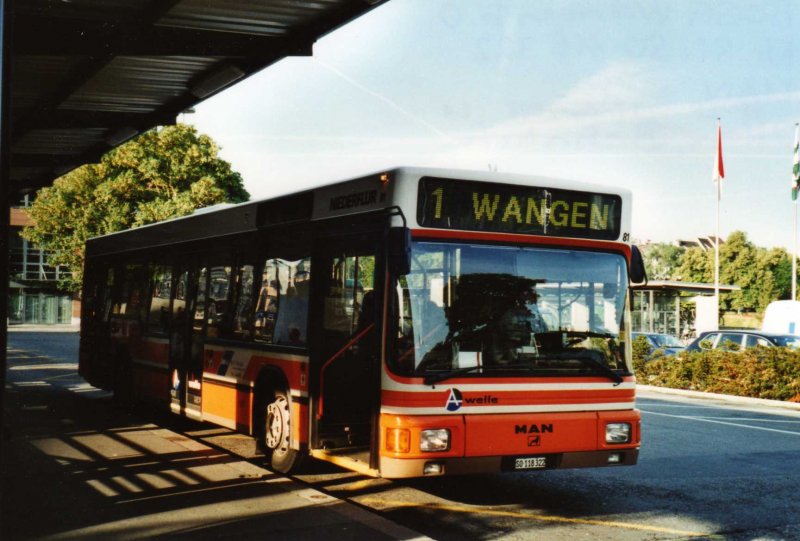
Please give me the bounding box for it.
[514,457,547,470]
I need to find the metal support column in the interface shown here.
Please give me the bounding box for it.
[0,0,11,447]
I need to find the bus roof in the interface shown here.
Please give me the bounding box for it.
[86,167,632,257]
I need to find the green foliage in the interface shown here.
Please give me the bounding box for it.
[671,231,794,313]
[631,335,652,373]
[719,231,757,312]
[641,243,685,280]
[22,124,250,291]
[636,348,800,402]
[674,245,712,283]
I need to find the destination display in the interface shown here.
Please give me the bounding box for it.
[417,177,622,240]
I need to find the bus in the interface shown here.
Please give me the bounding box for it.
[79,167,645,478]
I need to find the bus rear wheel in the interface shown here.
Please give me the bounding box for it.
[262,388,302,473]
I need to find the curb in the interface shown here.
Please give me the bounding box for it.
[637,384,800,412]
[7,324,80,333]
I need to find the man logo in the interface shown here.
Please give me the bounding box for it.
[446,388,463,411]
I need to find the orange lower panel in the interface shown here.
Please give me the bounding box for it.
[466,412,599,455]
[292,402,309,447]
[203,381,252,430]
[380,410,640,460]
[465,410,641,455]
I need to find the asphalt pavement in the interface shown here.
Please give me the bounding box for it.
[0,329,431,541]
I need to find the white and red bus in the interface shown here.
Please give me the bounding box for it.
[79,167,644,478]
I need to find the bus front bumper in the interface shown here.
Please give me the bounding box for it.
[379,448,639,479]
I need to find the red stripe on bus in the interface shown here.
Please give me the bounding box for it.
[381,388,635,408]
[411,228,632,258]
[383,368,636,386]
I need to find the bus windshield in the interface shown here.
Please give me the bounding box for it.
[393,241,630,381]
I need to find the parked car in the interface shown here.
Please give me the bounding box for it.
[632,332,685,356]
[685,330,800,352]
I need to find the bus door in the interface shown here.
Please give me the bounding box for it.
[169,264,205,417]
[312,233,382,453]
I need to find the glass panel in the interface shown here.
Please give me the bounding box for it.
[25,294,40,323]
[393,242,629,378]
[324,256,357,335]
[58,295,72,324]
[322,255,373,338]
[194,267,208,333]
[273,258,312,346]
[718,333,742,351]
[172,270,189,323]
[773,336,800,349]
[255,257,311,346]
[650,333,682,348]
[744,335,767,348]
[255,260,278,343]
[41,295,56,324]
[8,291,23,324]
[232,265,255,340]
[698,333,718,350]
[147,266,173,335]
[206,266,232,338]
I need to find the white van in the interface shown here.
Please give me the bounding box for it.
[761,300,800,336]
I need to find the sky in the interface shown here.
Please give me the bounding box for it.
[189,0,800,252]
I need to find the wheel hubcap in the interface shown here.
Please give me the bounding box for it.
[265,396,289,452]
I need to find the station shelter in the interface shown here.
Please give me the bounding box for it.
[631,280,739,340]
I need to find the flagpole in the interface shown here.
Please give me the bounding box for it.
[714,119,721,310]
[716,180,720,299]
[715,177,720,322]
[793,122,800,301]
[793,201,797,301]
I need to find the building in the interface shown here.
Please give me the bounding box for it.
[677,236,724,251]
[8,196,79,325]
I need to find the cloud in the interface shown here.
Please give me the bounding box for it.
[483,62,800,139]
[314,59,451,140]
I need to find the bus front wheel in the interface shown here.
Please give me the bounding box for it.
[262,388,302,473]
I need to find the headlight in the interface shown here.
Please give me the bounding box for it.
[605,423,631,444]
[420,429,450,452]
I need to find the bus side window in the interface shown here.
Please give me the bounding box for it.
[254,259,279,343]
[255,257,311,347]
[193,267,208,333]
[323,254,374,337]
[232,264,255,340]
[147,266,173,335]
[273,258,311,347]
[124,264,150,333]
[206,265,233,338]
[101,267,115,322]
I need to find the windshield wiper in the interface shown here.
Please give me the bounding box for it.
[535,350,624,385]
[422,365,483,386]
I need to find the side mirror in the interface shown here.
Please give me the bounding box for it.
[630,245,647,285]
[388,227,412,276]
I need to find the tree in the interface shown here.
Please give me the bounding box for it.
[674,246,713,284]
[641,242,685,280]
[22,124,250,291]
[759,247,793,302]
[719,231,758,312]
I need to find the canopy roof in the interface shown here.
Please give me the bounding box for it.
[8,0,387,197]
